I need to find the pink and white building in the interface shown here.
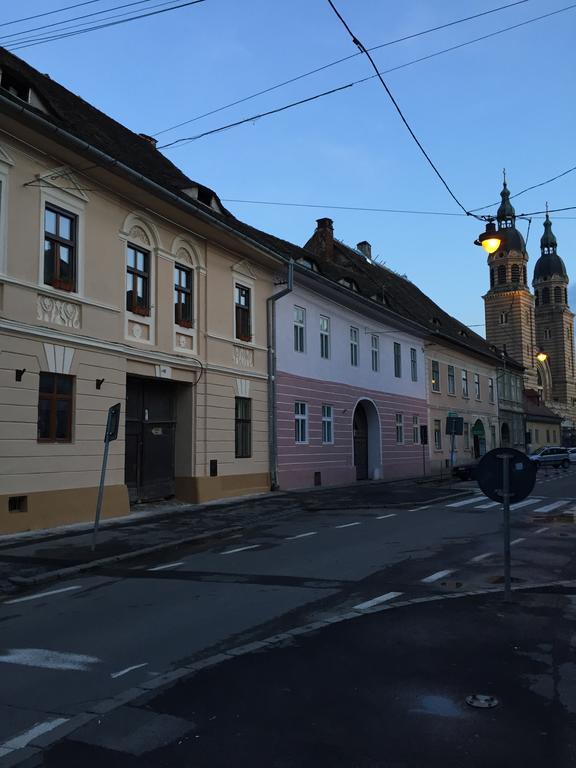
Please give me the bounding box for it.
[275,276,428,489]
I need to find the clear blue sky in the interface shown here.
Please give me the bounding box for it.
[9,0,576,331]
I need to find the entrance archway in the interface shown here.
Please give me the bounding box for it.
[472,419,486,459]
[352,400,381,481]
[501,423,510,447]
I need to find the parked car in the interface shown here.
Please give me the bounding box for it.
[452,462,479,481]
[568,448,576,464]
[528,446,570,469]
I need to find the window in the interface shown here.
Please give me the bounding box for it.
[553,430,557,443]
[433,419,442,450]
[474,373,481,400]
[393,342,402,378]
[234,397,252,458]
[499,312,508,325]
[350,327,359,367]
[322,404,333,444]
[295,401,307,443]
[546,429,550,443]
[44,205,76,291]
[371,334,379,372]
[542,287,550,305]
[535,428,539,443]
[126,244,150,315]
[293,306,306,352]
[37,373,73,442]
[431,360,440,392]
[497,265,506,284]
[395,413,404,444]
[490,425,497,448]
[320,316,330,359]
[463,422,470,449]
[447,365,455,395]
[174,264,193,327]
[412,415,420,444]
[511,264,520,283]
[410,348,418,382]
[554,286,562,304]
[544,328,551,340]
[461,369,469,398]
[235,284,251,341]
[489,377,494,403]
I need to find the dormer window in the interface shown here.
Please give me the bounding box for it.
[459,329,468,338]
[297,257,317,271]
[0,70,30,102]
[431,317,441,327]
[339,277,358,292]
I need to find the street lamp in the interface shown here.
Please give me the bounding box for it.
[474,219,501,254]
[536,350,548,363]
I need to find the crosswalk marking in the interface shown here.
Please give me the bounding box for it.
[510,498,543,510]
[474,501,500,509]
[353,591,403,611]
[533,500,569,513]
[447,496,482,508]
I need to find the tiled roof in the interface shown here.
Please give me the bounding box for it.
[524,390,562,423]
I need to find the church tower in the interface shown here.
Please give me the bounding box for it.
[533,211,576,407]
[483,178,538,388]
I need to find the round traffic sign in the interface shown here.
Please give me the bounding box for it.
[476,448,537,504]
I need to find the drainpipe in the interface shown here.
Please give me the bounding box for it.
[267,260,294,490]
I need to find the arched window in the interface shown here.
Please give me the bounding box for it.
[535,289,539,307]
[542,287,550,304]
[565,288,568,304]
[523,265,527,284]
[497,265,507,285]
[511,264,520,283]
[490,268,495,287]
[554,286,562,304]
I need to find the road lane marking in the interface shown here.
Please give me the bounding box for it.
[533,500,569,513]
[111,662,149,679]
[474,501,500,509]
[534,527,549,534]
[510,538,525,546]
[447,497,483,508]
[221,545,260,555]
[469,552,494,563]
[335,522,362,529]
[4,585,82,604]
[421,569,453,583]
[0,648,100,671]
[2,718,69,751]
[409,505,430,511]
[286,531,317,540]
[148,562,184,572]
[353,591,403,611]
[376,513,397,520]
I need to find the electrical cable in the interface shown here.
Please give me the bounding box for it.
[222,199,464,216]
[471,163,576,212]
[0,0,108,30]
[7,0,205,51]
[153,0,532,137]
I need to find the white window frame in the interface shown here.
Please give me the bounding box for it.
[434,419,442,450]
[295,401,308,444]
[293,306,306,353]
[393,342,402,378]
[462,369,469,398]
[120,218,158,346]
[474,372,481,400]
[431,360,440,392]
[410,347,418,382]
[395,413,404,444]
[371,334,379,372]
[171,241,200,355]
[320,315,330,359]
[447,365,455,395]
[39,187,86,299]
[350,326,359,367]
[321,404,333,444]
[412,415,420,444]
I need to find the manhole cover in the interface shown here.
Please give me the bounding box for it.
[466,694,499,709]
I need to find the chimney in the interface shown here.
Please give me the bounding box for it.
[316,217,334,259]
[138,133,158,148]
[357,241,372,260]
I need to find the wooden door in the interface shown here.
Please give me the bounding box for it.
[353,405,368,480]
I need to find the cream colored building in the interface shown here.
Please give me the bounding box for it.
[425,342,500,475]
[0,50,286,533]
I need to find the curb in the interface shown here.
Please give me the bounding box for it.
[3,576,575,766]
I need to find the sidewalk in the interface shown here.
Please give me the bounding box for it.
[0,478,468,598]
[37,585,576,767]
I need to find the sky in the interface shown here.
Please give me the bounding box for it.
[7,0,576,332]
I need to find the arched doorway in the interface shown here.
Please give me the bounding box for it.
[501,423,510,447]
[352,400,381,481]
[472,419,486,459]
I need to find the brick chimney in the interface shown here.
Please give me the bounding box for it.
[357,241,372,260]
[138,133,158,148]
[316,218,334,259]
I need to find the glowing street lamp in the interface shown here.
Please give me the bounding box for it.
[536,350,548,363]
[474,219,502,254]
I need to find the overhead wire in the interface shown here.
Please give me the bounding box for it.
[152,0,532,137]
[0,0,108,30]
[470,163,576,212]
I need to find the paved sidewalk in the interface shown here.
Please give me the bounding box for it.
[0,478,467,597]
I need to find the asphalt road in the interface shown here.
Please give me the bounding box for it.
[2,468,576,764]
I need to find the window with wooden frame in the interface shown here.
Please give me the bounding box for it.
[44,205,76,291]
[235,283,251,341]
[235,397,252,458]
[126,244,150,315]
[174,264,194,327]
[37,373,74,442]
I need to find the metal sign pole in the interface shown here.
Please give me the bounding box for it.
[92,438,110,552]
[501,453,512,602]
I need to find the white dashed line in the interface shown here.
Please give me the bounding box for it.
[111,662,149,679]
[1,718,69,751]
[409,505,430,511]
[376,513,397,520]
[534,527,549,534]
[335,522,362,529]
[510,538,525,546]
[148,562,184,572]
[5,585,82,605]
[353,591,403,611]
[286,531,317,540]
[421,569,453,583]
[469,552,494,563]
[221,545,260,555]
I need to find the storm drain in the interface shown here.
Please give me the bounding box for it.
[466,694,499,709]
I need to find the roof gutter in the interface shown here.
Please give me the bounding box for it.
[0,93,289,268]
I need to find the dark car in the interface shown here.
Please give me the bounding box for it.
[452,462,479,481]
[528,446,570,469]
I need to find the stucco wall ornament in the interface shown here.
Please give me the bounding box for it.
[37,295,81,328]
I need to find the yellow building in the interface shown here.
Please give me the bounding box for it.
[0,49,286,533]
